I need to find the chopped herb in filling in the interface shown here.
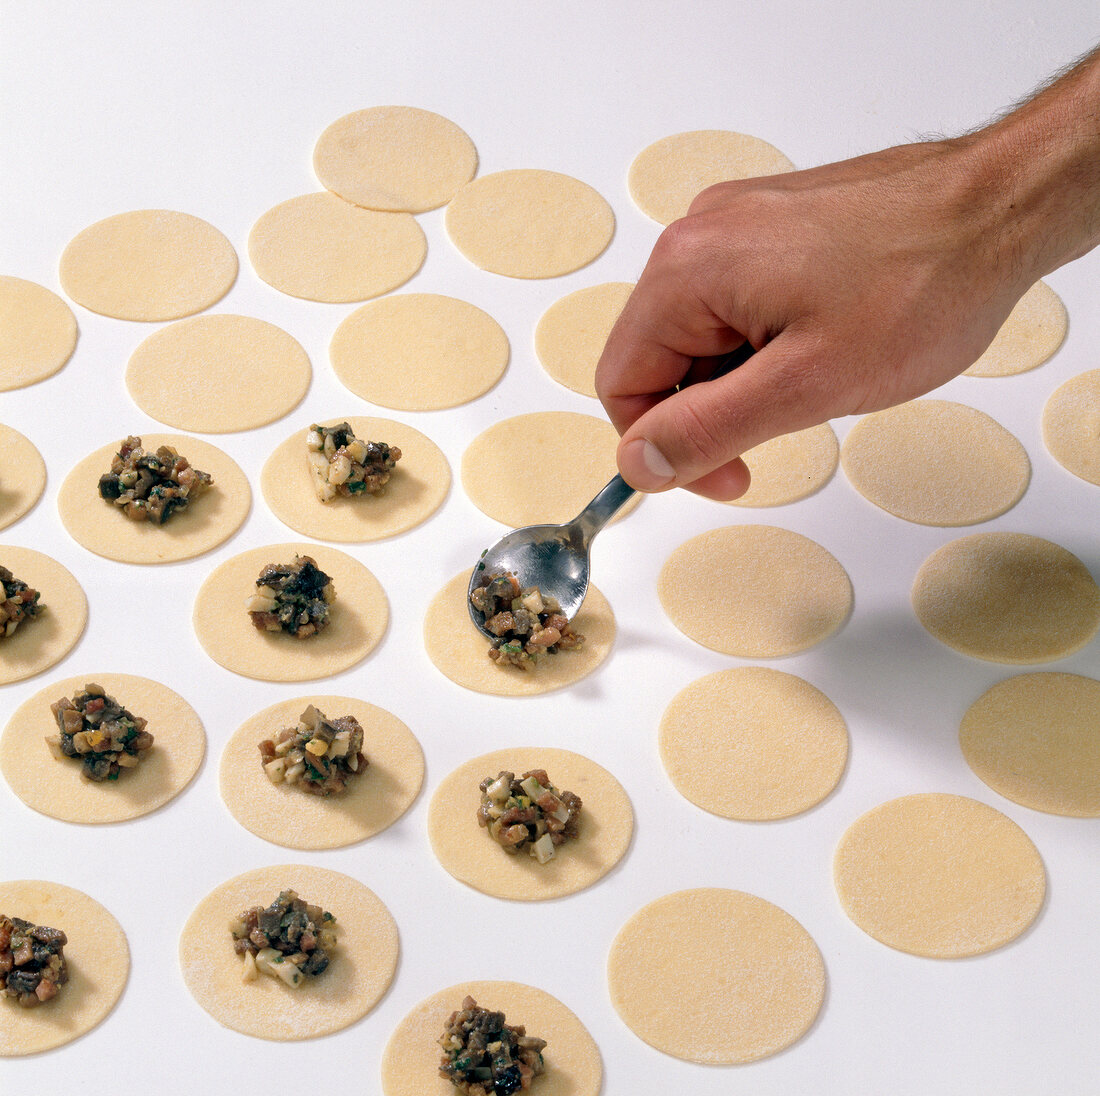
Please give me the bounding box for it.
[0,564,42,639]
[259,704,368,796]
[477,769,582,864]
[45,683,153,781]
[306,422,401,503]
[229,889,337,988]
[97,435,212,524]
[0,915,68,1008]
[439,995,547,1096]
[246,555,335,638]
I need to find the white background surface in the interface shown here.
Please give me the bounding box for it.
[2,3,1099,1093]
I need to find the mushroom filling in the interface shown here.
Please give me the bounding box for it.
[306,421,401,503]
[97,435,212,524]
[0,564,42,639]
[229,889,337,988]
[45,682,153,781]
[0,915,68,1008]
[246,555,336,638]
[439,995,547,1096]
[259,704,368,796]
[477,769,582,864]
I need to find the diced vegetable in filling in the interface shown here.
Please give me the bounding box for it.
[97,435,212,524]
[477,769,582,864]
[229,890,337,988]
[306,422,401,503]
[439,996,547,1096]
[45,683,153,782]
[0,915,68,1008]
[246,555,335,638]
[0,564,42,639]
[258,704,368,796]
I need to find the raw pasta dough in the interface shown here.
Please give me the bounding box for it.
[0,276,77,391]
[0,424,46,531]
[731,423,838,507]
[1042,368,1100,485]
[965,280,1067,377]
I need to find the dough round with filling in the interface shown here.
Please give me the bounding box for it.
[0,425,46,531]
[911,532,1100,663]
[731,423,839,507]
[179,864,397,1041]
[833,793,1046,957]
[0,673,205,824]
[126,314,311,433]
[0,879,128,1056]
[0,276,77,391]
[427,747,632,900]
[658,525,852,656]
[220,694,424,849]
[247,192,426,302]
[193,543,388,682]
[965,281,1067,377]
[331,293,508,411]
[261,417,449,542]
[59,210,236,321]
[607,887,824,1063]
[1042,368,1100,485]
[57,434,250,563]
[445,169,614,278]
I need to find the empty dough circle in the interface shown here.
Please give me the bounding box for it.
[381,980,601,1096]
[313,106,478,213]
[220,694,424,849]
[658,525,852,657]
[0,545,86,686]
[0,879,128,1056]
[628,129,795,225]
[1042,368,1100,485]
[0,673,205,824]
[261,417,450,542]
[911,532,1100,664]
[193,543,388,682]
[833,793,1046,958]
[331,293,508,411]
[0,425,46,531]
[841,400,1029,526]
[247,192,426,303]
[960,673,1100,817]
[59,210,236,321]
[659,667,848,820]
[965,281,1067,377]
[57,434,250,563]
[445,169,614,278]
[126,314,311,433]
[0,276,77,391]
[428,747,633,901]
[608,888,824,1063]
[424,572,614,697]
[731,423,839,507]
[179,863,397,1041]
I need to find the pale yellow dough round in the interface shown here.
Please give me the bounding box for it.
[445,169,614,278]
[0,424,46,531]
[960,672,1100,817]
[731,422,839,507]
[0,276,77,391]
[1042,368,1100,485]
[608,888,824,1063]
[628,129,795,225]
[0,879,128,1056]
[127,314,311,433]
[247,192,426,303]
[220,694,424,849]
[965,280,1067,377]
[0,673,205,824]
[331,293,508,411]
[424,573,614,697]
[428,747,633,901]
[57,434,250,563]
[193,543,388,682]
[313,106,478,213]
[911,532,1100,663]
[658,525,852,657]
[833,793,1046,958]
[261,417,450,542]
[59,209,236,321]
[179,864,397,1041]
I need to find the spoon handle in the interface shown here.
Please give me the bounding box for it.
[573,474,636,549]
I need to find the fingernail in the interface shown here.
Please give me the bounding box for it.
[621,438,676,491]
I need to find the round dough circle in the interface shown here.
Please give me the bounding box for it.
[911,532,1100,664]
[658,525,852,657]
[220,694,424,849]
[0,424,47,531]
[424,572,614,697]
[428,747,633,901]
[247,192,426,303]
[261,417,450,542]
[179,864,397,1041]
[960,672,1100,817]
[331,293,508,411]
[193,543,388,682]
[382,980,601,1096]
[313,106,478,213]
[59,209,237,321]
[841,399,1029,525]
[628,129,795,225]
[731,422,839,507]
[0,879,128,1056]
[833,793,1046,958]
[0,546,86,686]
[57,434,250,563]
[1042,368,1100,485]
[607,888,824,1063]
[0,276,77,391]
[445,169,614,278]
[126,314,311,433]
[659,667,848,820]
[0,673,205,824]
[965,280,1067,377]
